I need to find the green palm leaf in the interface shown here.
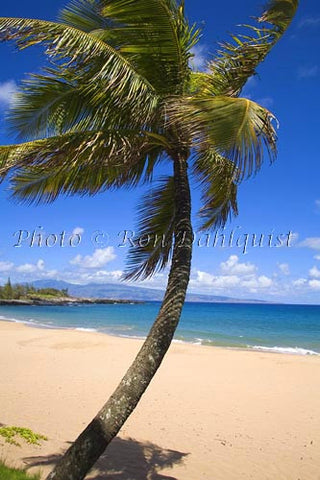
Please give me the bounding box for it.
[8,67,159,140]
[0,130,164,202]
[123,176,176,280]
[0,16,158,114]
[8,159,144,204]
[260,0,299,29]
[59,0,112,33]
[100,0,198,94]
[8,72,89,139]
[194,150,239,230]
[196,0,298,96]
[170,95,277,179]
[60,0,199,94]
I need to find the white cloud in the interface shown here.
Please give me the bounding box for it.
[69,269,123,284]
[213,275,241,288]
[278,263,290,275]
[241,275,273,289]
[193,270,215,286]
[190,271,240,290]
[298,66,319,79]
[309,279,320,290]
[258,276,273,288]
[0,261,14,272]
[16,259,45,274]
[292,275,320,292]
[299,16,320,28]
[16,264,36,274]
[70,247,116,269]
[220,255,256,275]
[309,266,320,279]
[190,44,208,71]
[314,255,320,261]
[13,259,57,280]
[136,272,168,289]
[292,278,307,288]
[63,269,166,287]
[190,259,273,293]
[299,237,320,250]
[188,255,274,295]
[72,227,84,236]
[0,80,17,105]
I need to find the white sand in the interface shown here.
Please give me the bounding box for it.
[0,320,319,479]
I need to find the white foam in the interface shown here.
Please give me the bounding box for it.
[0,315,19,322]
[75,327,98,333]
[251,345,319,356]
[173,338,203,346]
[118,334,146,340]
[0,315,39,327]
[0,315,64,330]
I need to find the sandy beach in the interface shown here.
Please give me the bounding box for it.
[0,320,319,479]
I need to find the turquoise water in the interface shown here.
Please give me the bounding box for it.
[0,302,319,355]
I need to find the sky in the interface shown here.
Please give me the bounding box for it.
[0,0,319,304]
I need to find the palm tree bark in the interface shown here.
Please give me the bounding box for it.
[46,153,192,480]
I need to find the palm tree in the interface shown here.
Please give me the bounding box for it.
[0,1,298,478]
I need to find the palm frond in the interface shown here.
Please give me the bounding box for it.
[201,0,298,96]
[93,0,199,94]
[260,0,299,30]
[169,95,277,179]
[0,130,165,202]
[123,176,175,280]
[59,0,111,33]
[193,150,239,230]
[0,17,158,116]
[8,72,88,139]
[8,66,160,140]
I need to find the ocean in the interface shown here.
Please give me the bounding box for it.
[0,302,319,355]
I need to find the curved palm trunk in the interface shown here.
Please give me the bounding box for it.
[46,154,192,480]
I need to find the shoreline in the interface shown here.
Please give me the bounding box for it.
[0,315,319,357]
[0,297,143,306]
[0,320,319,479]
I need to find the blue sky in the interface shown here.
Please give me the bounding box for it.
[0,0,319,304]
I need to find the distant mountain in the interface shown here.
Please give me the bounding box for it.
[32,279,266,304]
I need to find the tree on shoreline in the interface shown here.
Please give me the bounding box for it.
[0,280,68,300]
[1,278,14,299]
[0,1,298,479]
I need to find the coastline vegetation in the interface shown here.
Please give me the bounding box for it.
[0,279,68,301]
[0,279,141,304]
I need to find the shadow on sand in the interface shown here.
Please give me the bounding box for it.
[23,437,189,480]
